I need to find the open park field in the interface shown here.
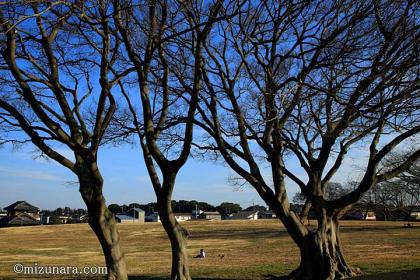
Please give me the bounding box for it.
[0,220,419,279]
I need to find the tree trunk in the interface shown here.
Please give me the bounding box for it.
[289,217,355,280]
[77,162,127,280]
[158,197,191,280]
[300,200,312,226]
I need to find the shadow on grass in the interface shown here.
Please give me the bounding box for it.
[128,277,233,280]
[189,223,419,241]
[340,223,420,232]
[4,269,420,280]
[263,268,420,280]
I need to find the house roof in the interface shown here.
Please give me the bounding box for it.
[4,201,39,212]
[115,215,135,221]
[201,211,221,215]
[130,207,145,213]
[174,213,191,216]
[0,213,40,226]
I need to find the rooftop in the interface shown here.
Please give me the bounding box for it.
[4,201,39,212]
[115,215,135,221]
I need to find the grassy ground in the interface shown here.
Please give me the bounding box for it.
[0,220,419,279]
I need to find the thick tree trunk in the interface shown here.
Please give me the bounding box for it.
[158,197,191,280]
[77,162,127,280]
[289,217,355,280]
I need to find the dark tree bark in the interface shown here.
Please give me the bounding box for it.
[158,192,191,280]
[111,1,228,278]
[77,159,127,280]
[292,216,353,279]
[195,1,420,279]
[0,3,128,279]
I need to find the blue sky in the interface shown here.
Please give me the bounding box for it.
[0,139,370,210]
[0,143,268,210]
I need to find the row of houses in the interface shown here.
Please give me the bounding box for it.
[113,209,274,223]
[115,209,224,223]
[2,201,419,227]
[0,201,89,227]
[0,201,267,227]
[0,200,339,227]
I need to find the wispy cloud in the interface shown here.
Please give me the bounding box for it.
[134,175,153,183]
[0,166,64,182]
[11,147,75,165]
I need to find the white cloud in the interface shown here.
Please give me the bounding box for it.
[11,147,75,165]
[134,175,152,183]
[0,166,64,182]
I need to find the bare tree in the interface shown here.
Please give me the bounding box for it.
[368,156,420,220]
[0,2,128,279]
[398,160,420,206]
[111,1,227,279]
[196,0,419,279]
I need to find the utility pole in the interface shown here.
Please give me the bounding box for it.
[195,204,198,219]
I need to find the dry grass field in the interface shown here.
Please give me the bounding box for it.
[0,220,419,279]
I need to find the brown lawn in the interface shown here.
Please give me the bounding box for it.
[0,220,419,279]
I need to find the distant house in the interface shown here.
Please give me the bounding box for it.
[0,201,41,227]
[41,215,72,224]
[126,208,145,221]
[198,211,222,220]
[76,214,89,223]
[258,210,276,219]
[343,210,376,220]
[228,210,259,220]
[0,208,6,218]
[145,212,160,222]
[174,213,192,222]
[409,206,420,220]
[374,207,408,221]
[116,208,145,223]
[365,211,376,220]
[115,215,136,223]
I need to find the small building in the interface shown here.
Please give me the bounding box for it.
[258,210,276,219]
[198,211,222,220]
[343,210,376,220]
[409,206,420,220]
[228,210,259,220]
[116,208,145,223]
[365,211,376,220]
[125,208,145,222]
[0,201,41,227]
[174,213,192,222]
[116,215,136,223]
[0,208,6,217]
[76,214,89,223]
[145,212,160,222]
